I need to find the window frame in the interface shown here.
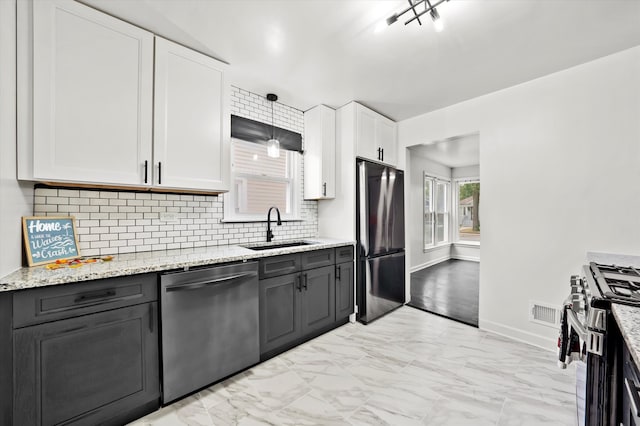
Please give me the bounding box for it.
[423,173,451,251]
[453,178,481,246]
[223,138,302,223]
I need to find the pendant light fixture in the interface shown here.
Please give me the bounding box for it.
[266,93,280,158]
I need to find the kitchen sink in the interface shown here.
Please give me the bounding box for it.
[242,241,316,251]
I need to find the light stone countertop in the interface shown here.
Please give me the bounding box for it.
[613,304,640,368]
[0,238,354,293]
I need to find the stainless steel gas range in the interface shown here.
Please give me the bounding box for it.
[559,262,640,426]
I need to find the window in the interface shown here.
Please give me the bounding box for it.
[457,180,480,243]
[424,174,449,249]
[224,138,301,221]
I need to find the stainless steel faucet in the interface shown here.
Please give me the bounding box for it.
[266,206,282,242]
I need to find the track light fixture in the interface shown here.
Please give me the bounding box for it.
[387,0,449,30]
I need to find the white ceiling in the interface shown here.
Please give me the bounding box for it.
[82,0,640,121]
[409,133,479,168]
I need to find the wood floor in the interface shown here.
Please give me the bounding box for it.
[409,259,480,327]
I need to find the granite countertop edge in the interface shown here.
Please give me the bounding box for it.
[612,304,640,368]
[0,238,355,293]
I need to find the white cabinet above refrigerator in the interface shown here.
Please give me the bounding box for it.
[354,103,397,167]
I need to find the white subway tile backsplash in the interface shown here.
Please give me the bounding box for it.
[32,86,317,256]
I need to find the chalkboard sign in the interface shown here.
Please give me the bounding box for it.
[22,216,81,266]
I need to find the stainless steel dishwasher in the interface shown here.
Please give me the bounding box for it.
[160,261,259,404]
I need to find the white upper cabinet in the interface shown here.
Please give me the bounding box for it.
[354,103,397,166]
[19,0,154,185]
[153,38,229,192]
[304,105,336,200]
[377,116,397,166]
[18,1,230,192]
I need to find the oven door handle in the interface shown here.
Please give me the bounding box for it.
[626,378,640,417]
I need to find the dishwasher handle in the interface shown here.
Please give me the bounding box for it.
[164,272,257,292]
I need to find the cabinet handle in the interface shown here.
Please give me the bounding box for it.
[336,265,341,280]
[322,182,326,196]
[158,162,162,185]
[381,148,384,162]
[149,303,154,333]
[296,275,302,292]
[144,160,148,184]
[74,289,116,304]
[377,147,382,160]
[303,273,308,290]
[165,272,256,292]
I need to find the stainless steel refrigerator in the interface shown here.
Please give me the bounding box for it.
[356,159,405,324]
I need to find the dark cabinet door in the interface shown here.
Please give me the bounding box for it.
[335,261,354,320]
[14,303,159,426]
[259,273,302,354]
[300,265,335,334]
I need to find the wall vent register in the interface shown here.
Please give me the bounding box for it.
[528,300,559,327]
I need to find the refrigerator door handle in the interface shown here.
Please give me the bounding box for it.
[358,161,369,257]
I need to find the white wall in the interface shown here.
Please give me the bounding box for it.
[408,152,452,271]
[398,45,640,348]
[0,0,33,277]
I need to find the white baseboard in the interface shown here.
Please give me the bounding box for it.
[480,319,557,352]
[451,254,480,262]
[410,256,450,273]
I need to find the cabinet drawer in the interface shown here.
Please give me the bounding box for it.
[259,254,301,279]
[335,246,354,264]
[301,248,334,270]
[13,274,157,328]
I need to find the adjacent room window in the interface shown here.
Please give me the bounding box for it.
[424,174,450,249]
[224,138,300,221]
[457,180,480,243]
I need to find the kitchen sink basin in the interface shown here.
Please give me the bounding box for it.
[242,241,316,251]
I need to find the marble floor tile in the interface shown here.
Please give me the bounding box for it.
[497,394,576,426]
[129,307,576,426]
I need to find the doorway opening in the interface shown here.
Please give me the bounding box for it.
[406,133,480,326]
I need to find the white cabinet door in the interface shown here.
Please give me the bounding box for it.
[27,0,154,185]
[355,105,378,161]
[354,103,396,166]
[377,116,397,167]
[154,37,229,191]
[304,105,335,200]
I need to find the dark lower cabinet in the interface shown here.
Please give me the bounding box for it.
[12,274,159,426]
[259,267,335,355]
[14,302,159,426]
[300,265,335,334]
[259,246,354,358]
[335,260,354,320]
[259,272,302,356]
